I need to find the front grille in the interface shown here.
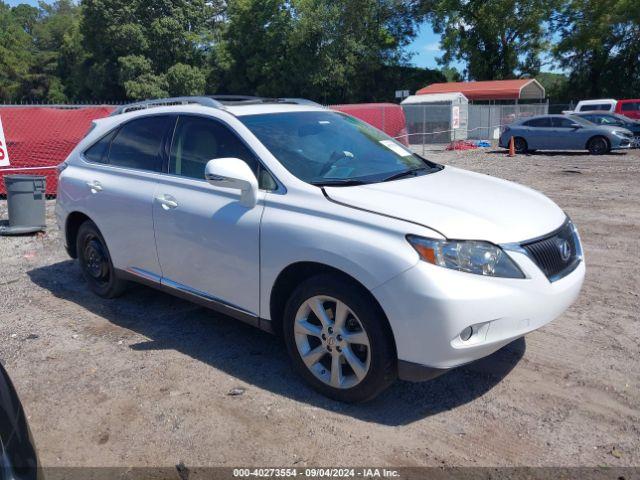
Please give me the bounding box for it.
[522,221,582,282]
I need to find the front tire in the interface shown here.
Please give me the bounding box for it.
[588,136,610,155]
[282,274,397,403]
[76,220,127,299]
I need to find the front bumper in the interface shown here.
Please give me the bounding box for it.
[611,135,632,149]
[373,249,585,377]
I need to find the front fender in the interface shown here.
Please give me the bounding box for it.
[258,191,440,320]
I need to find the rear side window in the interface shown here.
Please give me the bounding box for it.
[524,118,551,127]
[108,116,173,172]
[552,117,578,128]
[581,115,598,124]
[169,115,276,189]
[84,130,116,164]
[602,115,623,125]
[621,102,640,112]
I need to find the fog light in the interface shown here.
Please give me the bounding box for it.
[460,326,473,342]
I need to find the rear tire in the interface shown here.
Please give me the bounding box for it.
[282,274,397,403]
[513,137,528,154]
[588,136,610,155]
[76,220,127,299]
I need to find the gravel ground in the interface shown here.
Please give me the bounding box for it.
[0,147,638,468]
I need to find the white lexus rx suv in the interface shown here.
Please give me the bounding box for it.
[56,96,585,402]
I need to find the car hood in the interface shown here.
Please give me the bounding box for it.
[324,166,567,244]
[599,125,633,135]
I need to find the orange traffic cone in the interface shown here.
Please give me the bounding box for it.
[508,136,516,157]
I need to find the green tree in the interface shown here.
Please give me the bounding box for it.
[0,2,33,101]
[420,0,558,80]
[81,0,221,100]
[553,0,640,99]
[536,71,569,102]
[216,0,420,103]
[19,0,83,102]
[214,0,294,97]
[291,0,419,103]
[166,63,206,96]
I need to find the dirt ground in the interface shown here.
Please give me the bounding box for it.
[0,147,638,468]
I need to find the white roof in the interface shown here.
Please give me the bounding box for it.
[576,99,617,105]
[401,93,468,105]
[227,103,324,116]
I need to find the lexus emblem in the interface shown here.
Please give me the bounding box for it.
[557,239,572,262]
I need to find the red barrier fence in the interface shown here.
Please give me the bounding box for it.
[0,102,411,197]
[330,103,409,146]
[0,106,115,195]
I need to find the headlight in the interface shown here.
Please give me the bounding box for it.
[612,130,630,137]
[407,236,525,279]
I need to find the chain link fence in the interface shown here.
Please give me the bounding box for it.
[0,105,115,195]
[0,101,579,195]
[332,102,563,150]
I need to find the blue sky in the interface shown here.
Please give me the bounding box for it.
[405,23,455,70]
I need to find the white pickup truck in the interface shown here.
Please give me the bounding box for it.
[563,99,617,114]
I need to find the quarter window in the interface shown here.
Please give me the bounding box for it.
[108,116,173,172]
[84,130,116,164]
[169,116,275,189]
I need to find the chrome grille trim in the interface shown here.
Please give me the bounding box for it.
[520,219,583,282]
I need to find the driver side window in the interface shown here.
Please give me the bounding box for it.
[169,116,276,190]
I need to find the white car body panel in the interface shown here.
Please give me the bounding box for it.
[56,162,162,274]
[568,99,617,114]
[258,187,443,319]
[56,101,586,378]
[373,252,585,367]
[152,174,266,316]
[324,166,567,244]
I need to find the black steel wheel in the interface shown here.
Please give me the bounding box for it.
[76,220,127,298]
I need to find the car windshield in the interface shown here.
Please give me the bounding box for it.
[239,111,440,186]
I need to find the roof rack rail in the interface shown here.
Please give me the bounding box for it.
[210,95,323,107]
[110,96,225,116]
[110,95,323,116]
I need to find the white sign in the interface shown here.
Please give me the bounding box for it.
[0,116,9,167]
[452,106,460,129]
[395,90,410,100]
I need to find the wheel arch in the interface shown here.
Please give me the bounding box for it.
[65,211,93,258]
[586,134,610,151]
[268,261,398,357]
[513,136,528,152]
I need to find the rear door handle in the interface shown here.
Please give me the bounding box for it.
[87,181,103,193]
[155,194,178,210]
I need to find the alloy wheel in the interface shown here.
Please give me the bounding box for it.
[590,138,607,155]
[293,296,371,389]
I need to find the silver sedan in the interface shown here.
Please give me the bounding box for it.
[499,114,632,154]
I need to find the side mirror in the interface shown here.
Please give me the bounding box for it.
[205,158,258,208]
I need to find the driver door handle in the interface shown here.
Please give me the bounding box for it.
[86,181,103,193]
[156,194,179,210]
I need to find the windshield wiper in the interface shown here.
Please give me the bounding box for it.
[382,166,431,183]
[310,178,370,187]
